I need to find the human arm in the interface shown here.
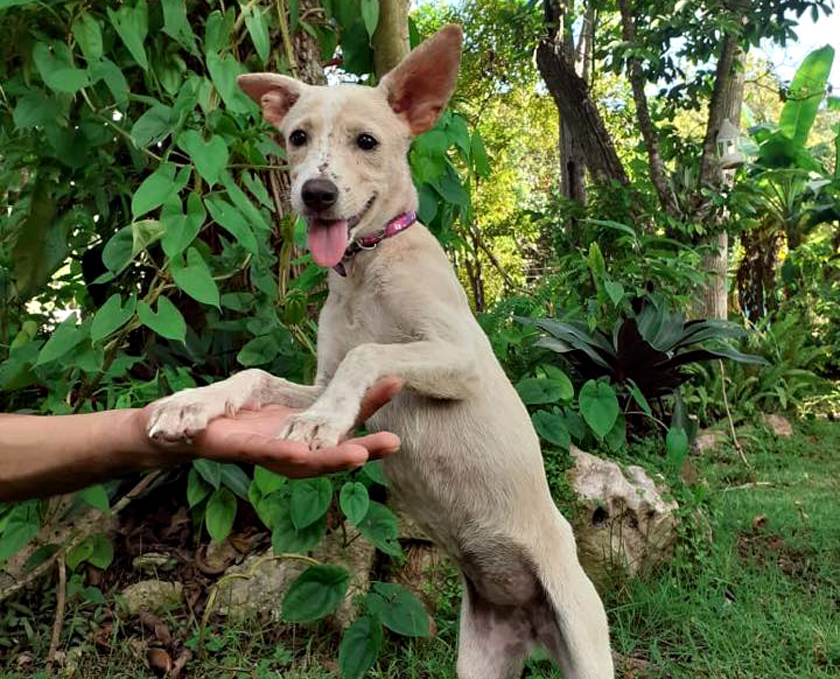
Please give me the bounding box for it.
[0,378,402,502]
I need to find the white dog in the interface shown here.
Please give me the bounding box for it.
[147,25,613,679]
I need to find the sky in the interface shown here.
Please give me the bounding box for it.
[415,0,839,88]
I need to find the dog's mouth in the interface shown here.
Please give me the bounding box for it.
[305,195,376,268]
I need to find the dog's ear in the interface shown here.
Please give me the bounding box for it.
[238,73,303,128]
[379,24,462,136]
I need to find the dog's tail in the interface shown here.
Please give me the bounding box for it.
[531,515,615,679]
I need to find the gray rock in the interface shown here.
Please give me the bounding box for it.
[120,580,183,616]
[568,446,679,589]
[216,525,375,627]
[762,413,793,437]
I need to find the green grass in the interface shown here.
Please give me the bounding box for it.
[3,420,839,678]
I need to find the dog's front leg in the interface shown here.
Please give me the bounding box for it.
[278,341,478,448]
[146,369,323,443]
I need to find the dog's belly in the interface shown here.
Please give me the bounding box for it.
[370,383,552,564]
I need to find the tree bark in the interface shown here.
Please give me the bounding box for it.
[536,40,628,185]
[697,45,746,319]
[372,0,410,78]
[616,0,678,217]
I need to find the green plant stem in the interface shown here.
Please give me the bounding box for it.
[198,553,319,658]
[275,0,299,77]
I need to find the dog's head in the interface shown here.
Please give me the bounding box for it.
[238,25,462,268]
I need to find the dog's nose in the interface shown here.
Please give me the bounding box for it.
[301,178,338,211]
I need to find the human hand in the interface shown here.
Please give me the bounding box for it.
[139,377,402,478]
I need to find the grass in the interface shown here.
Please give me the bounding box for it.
[2,419,839,678]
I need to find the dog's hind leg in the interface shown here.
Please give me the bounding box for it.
[531,522,615,679]
[456,579,531,679]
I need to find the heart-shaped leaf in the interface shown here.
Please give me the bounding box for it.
[290,477,333,530]
[178,131,228,186]
[171,247,220,308]
[91,293,136,343]
[340,482,370,525]
[137,296,186,342]
[578,379,619,439]
[282,565,349,623]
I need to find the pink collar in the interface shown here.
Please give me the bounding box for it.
[333,211,417,277]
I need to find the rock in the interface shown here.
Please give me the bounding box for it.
[120,580,183,616]
[216,524,375,626]
[132,552,177,574]
[762,413,793,437]
[692,429,725,454]
[215,552,306,620]
[567,446,679,589]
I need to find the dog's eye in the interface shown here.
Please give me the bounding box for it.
[289,129,308,147]
[356,133,379,151]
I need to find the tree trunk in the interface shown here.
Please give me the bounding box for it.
[372,0,410,78]
[536,40,628,185]
[696,45,746,319]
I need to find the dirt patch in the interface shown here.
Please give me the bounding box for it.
[735,531,816,580]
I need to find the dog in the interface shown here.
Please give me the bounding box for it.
[146,25,613,679]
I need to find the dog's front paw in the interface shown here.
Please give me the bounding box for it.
[146,388,234,443]
[275,409,350,449]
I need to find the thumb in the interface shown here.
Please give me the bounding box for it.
[355,377,404,427]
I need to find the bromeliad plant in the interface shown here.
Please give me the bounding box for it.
[513,298,766,458]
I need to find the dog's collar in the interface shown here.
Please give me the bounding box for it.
[333,211,417,277]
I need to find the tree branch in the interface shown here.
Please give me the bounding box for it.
[617,0,678,217]
[536,40,628,184]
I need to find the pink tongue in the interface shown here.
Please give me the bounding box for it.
[307,219,349,267]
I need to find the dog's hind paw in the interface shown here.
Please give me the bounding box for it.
[275,409,347,449]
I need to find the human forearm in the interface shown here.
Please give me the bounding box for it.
[0,409,161,501]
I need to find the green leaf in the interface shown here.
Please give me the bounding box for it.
[244,6,270,63]
[204,197,258,254]
[666,427,689,476]
[254,466,287,495]
[604,280,625,306]
[282,565,350,623]
[578,380,619,439]
[91,294,136,343]
[91,59,129,106]
[367,582,430,637]
[290,478,333,530]
[626,378,652,417]
[87,534,114,570]
[107,0,149,70]
[357,501,401,556]
[0,502,39,566]
[340,482,370,525]
[516,376,573,405]
[137,296,187,342]
[72,12,103,62]
[587,242,606,277]
[32,42,90,94]
[78,484,110,512]
[604,413,626,452]
[531,410,571,449]
[132,162,178,218]
[206,52,250,113]
[161,0,198,53]
[272,510,326,553]
[194,459,222,489]
[187,468,212,507]
[339,615,383,679]
[470,130,490,177]
[361,0,379,37]
[178,131,228,186]
[361,460,388,486]
[205,487,237,542]
[172,248,220,308]
[67,537,94,571]
[220,464,251,501]
[162,192,205,258]
[237,336,279,366]
[36,315,86,365]
[289,0,300,31]
[779,45,835,147]
[131,103,175,147]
